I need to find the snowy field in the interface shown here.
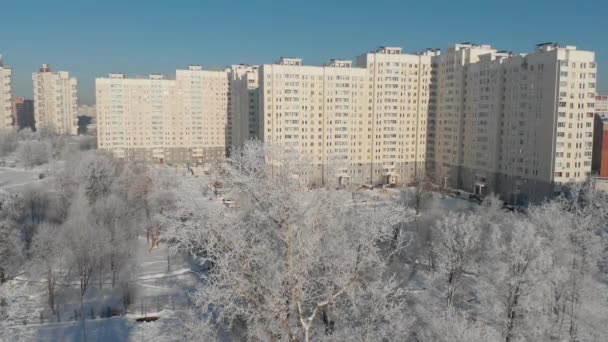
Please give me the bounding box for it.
[0,165,52,194]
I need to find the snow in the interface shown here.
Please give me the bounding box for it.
[0,165,52,194]
[14,231,197,341]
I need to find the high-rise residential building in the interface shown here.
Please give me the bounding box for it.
[356,47,439,185]
[77,104,97,134]
[96,66,228,164]
[430,43,596,204]
[0,55,13,129]
[593,95,608,177]
[93,42,598,203]
[228,65,259,154]
[257,48,437,187]
[431,43,497,188]
[12,97,35,130]
[32,64,78,135]
[259,57,371,186]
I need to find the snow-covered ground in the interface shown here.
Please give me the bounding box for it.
[28,310,179,342]
[0,165,52,195]
[11,166,481,341]
[17,232,197,341]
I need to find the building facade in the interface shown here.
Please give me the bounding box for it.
[228,65,259,154]
[96,66,228,164]
[12,97,35,130]
[0,56,12,129]
[429,43,596,204]
[93,42,598,203]
[257,48,437,187]
[431,43,497,189]
[32,64,78,135]
[593,96,608,177]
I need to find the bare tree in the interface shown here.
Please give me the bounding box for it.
[416,308,498,342]
[402,174,433,215]
[0,280,39,342]
[476,215,544,342]
[63,199,102,342]
[432,212,482,308]
[0,128,18,157]
[17,140,51,169]
[94,194,136,287]
[31,224,72,317]
[76,152,116,204]
[162,140,415,341]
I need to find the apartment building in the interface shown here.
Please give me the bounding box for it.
[12,97,35,130]
[355,47,439,185]
[257,47,438,187]
[431,43,597,204]
[0,56,12,129]
[228,65,259,153]
[92,42,597,202]
[431,43,497,188]
[259,57,369,186]
[593,95,608,177]
[32,64,78,135]
[96,66,228,164]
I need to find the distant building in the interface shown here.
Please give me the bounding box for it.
[593,96,608,177]
[0,55,13,129]
[228,65,259,155]
[33,64,78,135]
[95,67,228,164]
[12,97,35,130]
[77,104,96,134]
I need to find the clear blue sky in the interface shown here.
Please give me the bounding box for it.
[1,0,606,104]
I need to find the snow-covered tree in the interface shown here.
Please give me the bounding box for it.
[432,212,482,308]
[76,152,116,204]
[402,174,433,215]
[31,223,72,317]
[0,280,38,342]
[0,128,18,157]
[163,140,415,341]
[17,140,51,169]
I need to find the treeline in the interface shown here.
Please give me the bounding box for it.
[161,140,608,342]
[0,136,175,340]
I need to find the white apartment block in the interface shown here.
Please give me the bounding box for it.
[96,66,228,164]
[0,56,13,129]
[355,47,438,185]
[259,57,370,186]
[92,42,597,203]
[431,43,497,188]
[32,64,78,135]
[430,43,597,204]
[258,48,437,187]
[228,65,259,153]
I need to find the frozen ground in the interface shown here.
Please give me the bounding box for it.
[0,165,52,195]
[28,310,179,342]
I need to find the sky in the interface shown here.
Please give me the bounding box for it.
[1,0,607,105]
